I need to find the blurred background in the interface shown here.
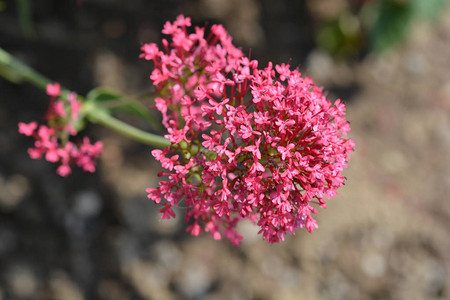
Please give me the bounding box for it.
[1,0,450,299]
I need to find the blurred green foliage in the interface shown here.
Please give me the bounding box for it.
[15,0,36,39]
[368,0,445,52]
[0,1,6,12]
[5,0,447,59]
[317,12,363,60]
[316,0,446,59]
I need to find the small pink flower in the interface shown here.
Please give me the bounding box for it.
[46,82,61,97]
[249,161,265,174]
[160,154,179,171]
[68,93,81,120]
[28,147,43,159]
[36,125,54,141]
[254,111,270,126]
[174,14,191,27]
[205,221,222,240]
[162,21,178,35]
[165,126,188,144]
[277,143,295,161]
[244,138,262,160]
[56,164,72,177]
[223,227,243,245]
[275,63,291,81]
[146,188,162,204]
[54,101,66,118]
[76,138,103,173]
[18,122,38,136]
[45,147,59,162]
[238,124,259,140]
[139,43,160,60]
[159,203,176,219]
[186,223,203,236]
[305,216,318,233]
[151,149,166,161]
[204,98,229,116]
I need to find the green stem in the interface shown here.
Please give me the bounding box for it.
[0,46,171,149]
[0,47,50,89]
[83,102,171,148]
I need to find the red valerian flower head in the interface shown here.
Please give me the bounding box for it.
[143,15,354,244]
[18,83,102,177]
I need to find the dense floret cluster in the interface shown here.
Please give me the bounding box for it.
[18,83,102,176]
[143,15,354,244]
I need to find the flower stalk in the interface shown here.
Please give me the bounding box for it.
[82,102,171,148]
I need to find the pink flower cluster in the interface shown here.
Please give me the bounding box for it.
[143,15,354,244]
[18,83,102,177]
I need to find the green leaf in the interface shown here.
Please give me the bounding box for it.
[86,87,122,103]
[85,87,161,131]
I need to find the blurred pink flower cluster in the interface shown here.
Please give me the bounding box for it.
[18,83,102,177]
[143,15,354,244]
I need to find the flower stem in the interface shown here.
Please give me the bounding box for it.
[0,46,171,149]
[83,102,171,148]
[0,47,50,90]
